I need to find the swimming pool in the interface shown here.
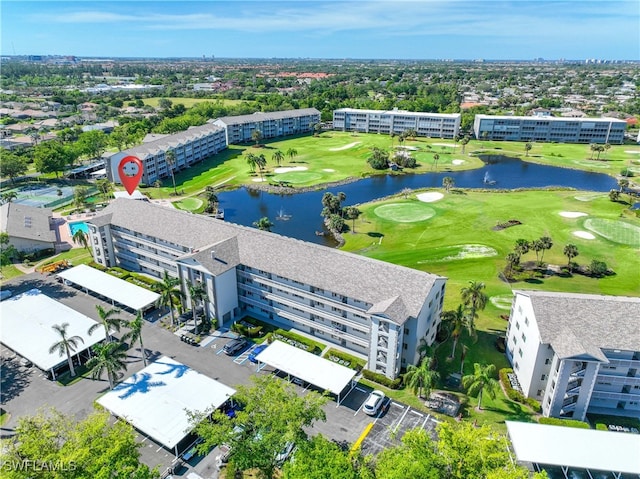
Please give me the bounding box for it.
[68,221,90,236]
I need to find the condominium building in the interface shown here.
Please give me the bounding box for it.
[106,123,227,186]
[212,108,321,145]
[473,115,626,144]
[506,291,640,421]
[86,199,446,379]
[332,108,461,139]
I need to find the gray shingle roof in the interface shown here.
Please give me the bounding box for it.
[515,290,640,360]
[0,203,56,243]
[91,199,443,324]
[214,108,320,126]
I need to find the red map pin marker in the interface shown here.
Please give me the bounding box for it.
[118,156,144,195]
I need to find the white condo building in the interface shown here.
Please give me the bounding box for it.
[506,291,640,421]
[333,108,461,139]
[107,123,227,186]
[473,115,626,144]
[212,108,321,145]
[86,199,446,379]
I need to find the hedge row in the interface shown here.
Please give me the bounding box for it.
[269,329,323,355]
[324,348,366,372]
[538,417,590,429]
[362,369,402,389]
[499,368,542,413]
[88,261,107,271]
[231,322,263,338]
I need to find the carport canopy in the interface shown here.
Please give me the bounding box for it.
[0,288,106,372]
[506,421,640,475]
[255,340,357,396]
[57,264,159,311]
[97,356,236,452]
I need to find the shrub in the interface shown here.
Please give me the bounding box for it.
[588,259,608,277]
[271,329,323,355]
[525,398,542,413]
[324,348,366,371]
[620,168,634,177]
[367,156,389,170]
[595,423,608,431]
[362,369,402,389]
[88,261,107,271]
[538,417,590,429]
[499,368,526,403]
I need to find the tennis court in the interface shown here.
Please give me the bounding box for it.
[10,184,76,208]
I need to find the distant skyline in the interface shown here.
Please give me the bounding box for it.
[2,1,639,60]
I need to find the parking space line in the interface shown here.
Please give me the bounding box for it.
[421,414,430,429]
[392,405,410,433]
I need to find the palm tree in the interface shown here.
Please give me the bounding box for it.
[524,142,532,157]
[253,216,274,232]
[442,176,454,193]
[49,323,84,377]
[505,252,520,277]
[72,229,89,250]
[286,148,298,162]
[589,143,597,160]
[460,136,470,154]
[442,304,475,358]
[165,150,178,196]
[538,236,553,263]
[1,192,17,204]
[251,129,263,146]
[609,189,620,202]
[89,305,124,342]
[206,190,219,214]
[531,238,545,263]
[123,311,147,367]
[255,153,267,180]
[344,206,361,233]
[433,153,440,170]
[272,150,285,167]
[86,342,128,390]
[245,152,257,173]
[514,239,530,261]
[563,243,579,272]
[188,282,208,334]
[460,281,488,322]
[153,271,184,328]
[618,178,629,193]
[462,363,500,410]
[402,356,440,399]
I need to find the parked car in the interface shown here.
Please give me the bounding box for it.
[223,337,248,356]
[363,390,386,416]
[248,343,268,363]
[275,441,295,465]
[215,444,232,469]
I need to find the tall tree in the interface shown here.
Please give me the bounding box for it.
[402,356,440,399]
[188,281,207,334]
[0,232,18,266]
[459,136,470,154]
[344,206,361,233]
[190,375,327,479]
[253,216,274,232]
[375,429,442,479]
[618,178,629,193]
[86,341,128,390]
[563,243,579,272]
[462,362,500,410]
[205,190,219,214]
[33,141,74,178]
[460,280,488,321]
[89,305,124,342]
[524,142,532,157]
[1,191,18,204]
[442,304,475,358]
[272,150,285,166]
[49,323,84,378]
[531,238,544,263]
[1,409,156,479]
[513,238,530,261]
[538,235,553,263]
[245,152,257,173]
[165,150,178,196]
[123,311,147,367]
[286,148,298,162]
[251,129,263,146]
[282,435,358,479]
[153,271,184,328]
[72,229,89,249]
[76,130,107,160]
[255,153,267,180]
[433,153,440,170]
[0,152,28,183]
[442,176,454,193]
[96,178,114,202]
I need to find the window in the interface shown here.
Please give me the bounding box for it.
[541,374,546,381]
[536,390,542,396]
[521,333,526,343]
[404,328,409,335]
[518,348,523,358]
[403,343,408,350]
[514,362,520,370]
[515,322,520,330]
[524,317,529,326]
[545,358,551,365]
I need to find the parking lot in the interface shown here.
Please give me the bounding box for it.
[1,272,436,478]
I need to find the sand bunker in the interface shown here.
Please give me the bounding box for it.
[273,166,308,174]
[329,142,361,151]
[573,231,595,240]
[416,192,444,203]
[625,150,640,154]
[452,160,465,165]
[251,178,267,182]
[322,168,335,172]
[559,211,588,218]
[397,146,419,151]
[433,143,459,148]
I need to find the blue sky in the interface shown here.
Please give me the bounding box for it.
[2,1,638,60]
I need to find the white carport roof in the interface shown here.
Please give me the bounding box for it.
[255,340,356,395]
[97,356,236,450]
[506,421,640,474]
[0,289,106,371]
[58,264,159,311]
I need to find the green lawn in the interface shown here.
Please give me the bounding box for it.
[0,263,24,283]
[35,247,95,270]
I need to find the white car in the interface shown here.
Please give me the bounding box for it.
[275,441,295,465]
[363,390,386,416]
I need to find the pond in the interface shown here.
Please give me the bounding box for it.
[216,155,619,246]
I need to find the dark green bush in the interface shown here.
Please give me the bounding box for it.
[271,329,323,355]
[325,348,366,371]
[499,368,526,403]
[525,398,542,413]
[88,261,107,271]
[362,369,402,389]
